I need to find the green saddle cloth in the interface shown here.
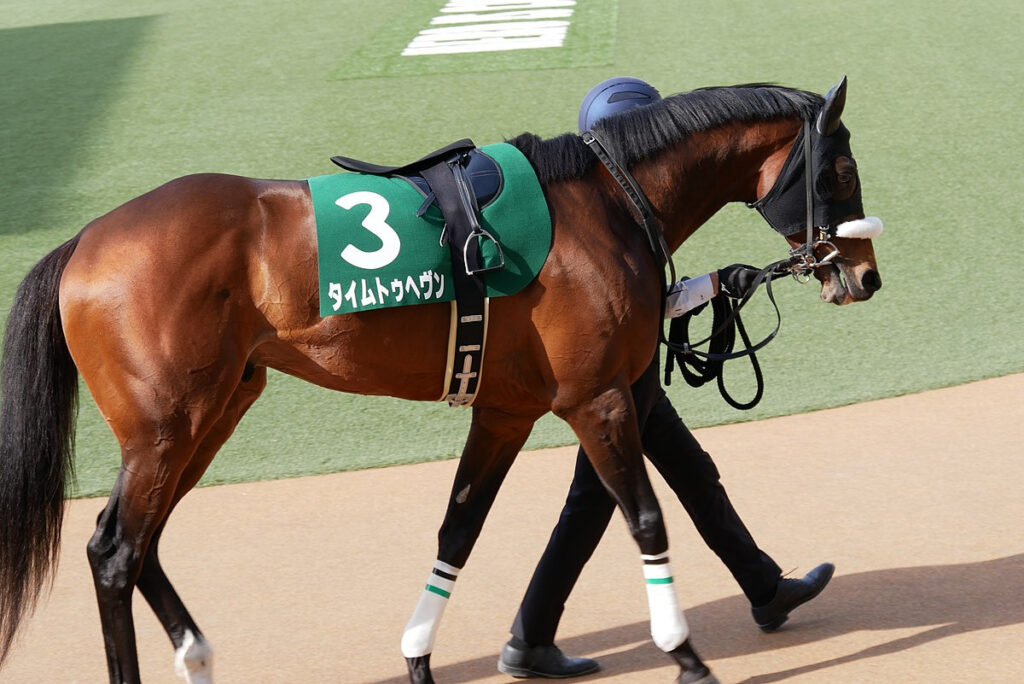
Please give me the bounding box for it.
[308,142,551,316]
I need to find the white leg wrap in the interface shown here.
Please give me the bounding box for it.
[642,553,689,652]
[174,629,214,684]
[401,560,460,658]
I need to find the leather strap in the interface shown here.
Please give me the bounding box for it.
[663,260,791,410]
[581,130,675,283]
[419,160,489,406]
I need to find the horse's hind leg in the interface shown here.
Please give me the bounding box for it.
[136,522,211,683]
[135,366,268,684]
[88,440,194,684]
[402,406,537,683]
[85,365,257,684]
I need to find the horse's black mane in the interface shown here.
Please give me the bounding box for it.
[506,84,823,184]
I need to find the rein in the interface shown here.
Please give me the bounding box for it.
[581,131,677,285]
[581,121,835,409]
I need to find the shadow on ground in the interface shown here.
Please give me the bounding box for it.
[0,17,154,235]
[368,554,1024,683]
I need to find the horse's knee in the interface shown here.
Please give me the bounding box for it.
[629,506,668,556]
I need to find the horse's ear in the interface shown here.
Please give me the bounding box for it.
[815,75,848,135]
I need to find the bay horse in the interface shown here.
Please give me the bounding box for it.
[0,79,881,683]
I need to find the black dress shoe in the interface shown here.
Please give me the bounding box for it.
[497,641,600,679]
[752,562,835,632]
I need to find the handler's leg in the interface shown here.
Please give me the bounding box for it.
[643,389,781,604]
[511,452,615,646]
[402,406,536,684]
[502,360,707,678]
[499,449,615,677]
[642,390,832,632]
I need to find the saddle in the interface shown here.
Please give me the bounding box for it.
[330,139,505,406]
[331,139,503,219]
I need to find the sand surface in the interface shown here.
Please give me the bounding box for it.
[4,374,1023,683]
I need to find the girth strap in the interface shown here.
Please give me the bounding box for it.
[418,157,492,406]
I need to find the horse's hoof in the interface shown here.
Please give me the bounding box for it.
[669,639,717,684]
[679,675,720,684]
[406,655,435,684]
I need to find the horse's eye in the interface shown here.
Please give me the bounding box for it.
[832,157,858,198]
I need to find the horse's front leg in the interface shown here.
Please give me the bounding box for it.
[402,406,536,684]
[557,382,717,684]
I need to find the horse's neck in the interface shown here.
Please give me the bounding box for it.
[632,118,802,252]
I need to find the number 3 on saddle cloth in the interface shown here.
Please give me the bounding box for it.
[308,140,551,406]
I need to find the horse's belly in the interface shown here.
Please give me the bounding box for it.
[254,300,454,401]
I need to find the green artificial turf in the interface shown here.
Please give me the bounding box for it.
[1,1,1022,498]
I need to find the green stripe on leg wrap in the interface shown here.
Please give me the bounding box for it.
[425,584,451,599]
[646,577,674,585]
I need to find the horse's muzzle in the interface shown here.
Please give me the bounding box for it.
[821,261,881,305]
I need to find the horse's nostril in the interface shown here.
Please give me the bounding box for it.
[862,269,882,292]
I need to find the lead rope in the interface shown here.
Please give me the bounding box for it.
[665,296,764,410]
[663,259,791,409]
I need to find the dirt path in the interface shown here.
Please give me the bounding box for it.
[4,374,1023,683]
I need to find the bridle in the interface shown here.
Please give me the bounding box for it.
[581,115,845,408]
[768,118,841,281]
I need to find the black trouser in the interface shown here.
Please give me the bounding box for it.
[511,357,782,646]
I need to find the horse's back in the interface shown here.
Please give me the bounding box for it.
[64,173,310,282]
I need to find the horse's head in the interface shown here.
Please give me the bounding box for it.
[752,76,883,305]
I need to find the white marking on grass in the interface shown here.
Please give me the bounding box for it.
[404,1,575,56]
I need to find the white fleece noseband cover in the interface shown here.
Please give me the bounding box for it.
[835,216,883,239]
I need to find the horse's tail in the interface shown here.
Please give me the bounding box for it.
[0,235,81,666]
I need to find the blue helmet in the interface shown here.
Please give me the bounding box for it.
[578,76,662,132]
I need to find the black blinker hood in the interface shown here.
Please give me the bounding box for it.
[750,120,864,237]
